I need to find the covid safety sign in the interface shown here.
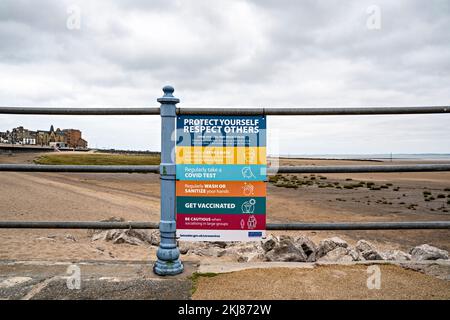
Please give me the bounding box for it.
[176,115,266,241]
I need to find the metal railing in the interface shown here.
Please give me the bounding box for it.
[0,221,449,230]
[1,105,448,115]
[1,164,450,173]
[1,86,450,275]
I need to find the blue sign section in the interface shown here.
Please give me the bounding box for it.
[177,115,266,147]
[248,232,263,237]
[177,164,266,181]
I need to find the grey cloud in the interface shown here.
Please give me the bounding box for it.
[0,0,449,153]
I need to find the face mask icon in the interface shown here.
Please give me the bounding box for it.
[241,198,256,214]
[241,166,255,179]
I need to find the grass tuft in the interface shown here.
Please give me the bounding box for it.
[189,272,219,295]
[34,153,160,166]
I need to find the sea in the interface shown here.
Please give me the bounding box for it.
[277,154,450,161]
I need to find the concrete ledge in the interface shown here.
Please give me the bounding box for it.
[1,259,448,299]
[0,260,197,300]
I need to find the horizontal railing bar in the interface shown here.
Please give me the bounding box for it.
[1,106,449,116]
[267,221,450,230]
[0,221,448,230]
[1,164,449,173]
[0,164,159,173]
[0,107,160,115]
[0,221,158,229]
[271,164,450,173]
[178,106,450,116]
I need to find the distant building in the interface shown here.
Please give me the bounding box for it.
[63,129,86,148]
[1,125,88,149]
[49,141,68,148]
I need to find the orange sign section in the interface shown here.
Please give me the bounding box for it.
[176,181,266,197]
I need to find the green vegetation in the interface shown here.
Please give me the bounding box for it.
[267,174,401,199]
[268,175,280,183]
[189,272,219,295]
[437,194,446,199]
[444,188,450,192]
[34,153,161,166]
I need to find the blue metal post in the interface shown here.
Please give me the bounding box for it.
[154,85,183,275]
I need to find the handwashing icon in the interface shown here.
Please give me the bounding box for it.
[242,183,254,196]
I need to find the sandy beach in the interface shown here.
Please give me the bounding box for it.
[0,152,449,262]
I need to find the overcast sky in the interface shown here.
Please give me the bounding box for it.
[0,0,449,154]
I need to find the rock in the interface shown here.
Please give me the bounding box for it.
[91,229,154,246]
[382,250,411,261]
[410,244,449,261]
[361,250,383,260]
[149,230,160,246]
[211,241,228,249]
[264,235,307,262]
[221,242,262,262]
[189,246,222,257]
[261,235,277,252]
[317,237,348,258]
[356,240,375,252]
[237,256,248,263]
[64,234,76,242]
[217,249,227,257]
[178,242,195,255]
[295,235,318,262]
[319,247,353,263]
[356,240,383,260]
[348,248,363,261]
[247,252,265,263]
